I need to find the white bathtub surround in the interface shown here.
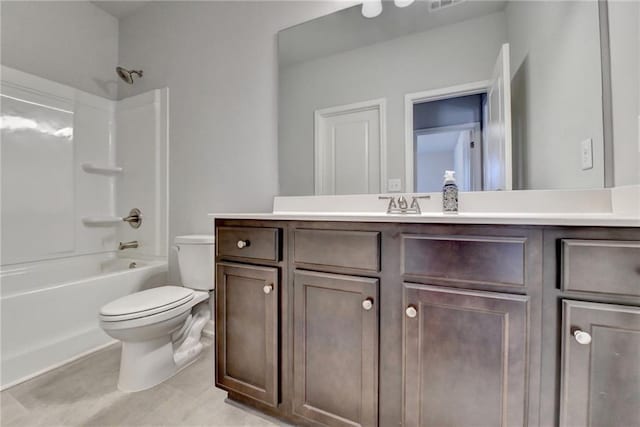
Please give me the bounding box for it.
[115,89,169,259]
[209,186,640,227]
[1,67,169,266]
[0,67,170,390]
[1,66,116,266]
[0,254,168,390]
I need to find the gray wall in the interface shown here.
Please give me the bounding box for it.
[506,0,604,190]
[1,1,119,99]
[609,0,640,186]
[416,150,454,192]
[116,1,353,282]
[279,11,507,196]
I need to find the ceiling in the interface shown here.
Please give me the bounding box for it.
[91,1,150,19]
[279,0,507,68]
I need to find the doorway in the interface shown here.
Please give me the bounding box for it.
[415,122,483,192]
[405,43,513,192]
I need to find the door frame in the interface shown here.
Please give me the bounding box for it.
[404,80,488,192]
[314,98,387,195]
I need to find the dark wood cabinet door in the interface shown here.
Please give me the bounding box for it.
[293,270,379,427]
[560,300,640,427]
[403,283,529,427]
[215,262,279,407]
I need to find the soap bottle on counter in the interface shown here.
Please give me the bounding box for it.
[442,170,458,214]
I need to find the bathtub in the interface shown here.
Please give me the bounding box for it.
[0,253,167,389]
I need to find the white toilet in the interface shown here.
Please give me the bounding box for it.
[99,234,214,392]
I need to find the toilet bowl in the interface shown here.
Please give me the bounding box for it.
[99,234,214,392]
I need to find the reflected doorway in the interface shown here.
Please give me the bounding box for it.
[413,94,485,192]
[415,122,482,192]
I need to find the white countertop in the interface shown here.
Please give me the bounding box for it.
[209,186,640,227]
[209,212,639,227]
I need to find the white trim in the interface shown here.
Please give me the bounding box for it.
[414,122,481,137]
[1,65,115,112]
[404,80,489,192]
[0,340,118,391]
[314,98,387,195]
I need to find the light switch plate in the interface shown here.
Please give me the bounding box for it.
[387,178,402,192]
[581,139,593,170]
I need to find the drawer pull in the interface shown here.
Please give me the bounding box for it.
[573,329,592,345]
[362,298,374,311]
[406,305,418,318]
[263,284,274,295]
[237,240,250,249]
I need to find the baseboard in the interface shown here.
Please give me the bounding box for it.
[0,339,118,391]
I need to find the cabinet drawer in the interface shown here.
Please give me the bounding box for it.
[561,239,640,297]
[402,234,526,287]
[294,229,380,272]
[217,226,279,261]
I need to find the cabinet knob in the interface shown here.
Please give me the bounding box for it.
[263,284,274,295]
[573,329,592,345]
[406,305,417,318]
[362,298,374,311]
[237,240,249,249]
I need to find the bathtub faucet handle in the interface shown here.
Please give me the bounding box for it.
[122,208,142,229]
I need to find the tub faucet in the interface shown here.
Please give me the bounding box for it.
[119,240,139,250]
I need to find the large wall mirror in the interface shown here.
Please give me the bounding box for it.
[278,0,639,196]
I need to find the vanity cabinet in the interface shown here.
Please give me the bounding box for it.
[293,270,379,427]
[403,283,529,427]
[560,300,640,427]
[215,262,279,407]
[214,219,639,427]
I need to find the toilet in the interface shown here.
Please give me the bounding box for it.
[99,234,214,392]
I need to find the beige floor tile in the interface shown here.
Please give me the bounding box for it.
[0,340,280,427]
[0,391,29,426]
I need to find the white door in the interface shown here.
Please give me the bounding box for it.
[484,43,512,191]
[314,100,385,195]
[454,126,482,192]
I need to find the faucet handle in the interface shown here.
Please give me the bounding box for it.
[378,196,397,213]
[410,195,431,214]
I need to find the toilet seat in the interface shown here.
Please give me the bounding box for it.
[100,286,195,322]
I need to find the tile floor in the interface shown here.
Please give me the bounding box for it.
[0,340,281,426]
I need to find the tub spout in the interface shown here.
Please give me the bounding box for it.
[119,241,139,250]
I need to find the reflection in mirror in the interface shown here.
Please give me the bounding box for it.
[413,95,484,192]
[278,0,615,196]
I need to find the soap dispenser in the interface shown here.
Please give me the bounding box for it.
[442,170,458,214]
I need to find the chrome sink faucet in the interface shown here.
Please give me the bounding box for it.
[379,195,431,214]
[119,240,139,250]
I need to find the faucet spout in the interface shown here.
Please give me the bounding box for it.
[119,240,139,250]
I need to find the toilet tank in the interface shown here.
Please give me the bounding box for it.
[175,234,215,291]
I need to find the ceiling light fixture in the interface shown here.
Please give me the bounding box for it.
[394,0,415,7]
[362,0,383,18]
[362,0,415,18]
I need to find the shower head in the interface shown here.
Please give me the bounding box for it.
[116,66,143,84]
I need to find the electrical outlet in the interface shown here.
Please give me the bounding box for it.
[581,139,593,170]
[387,178,402,192]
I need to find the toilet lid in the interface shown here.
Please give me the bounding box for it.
[100,286,194,321]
